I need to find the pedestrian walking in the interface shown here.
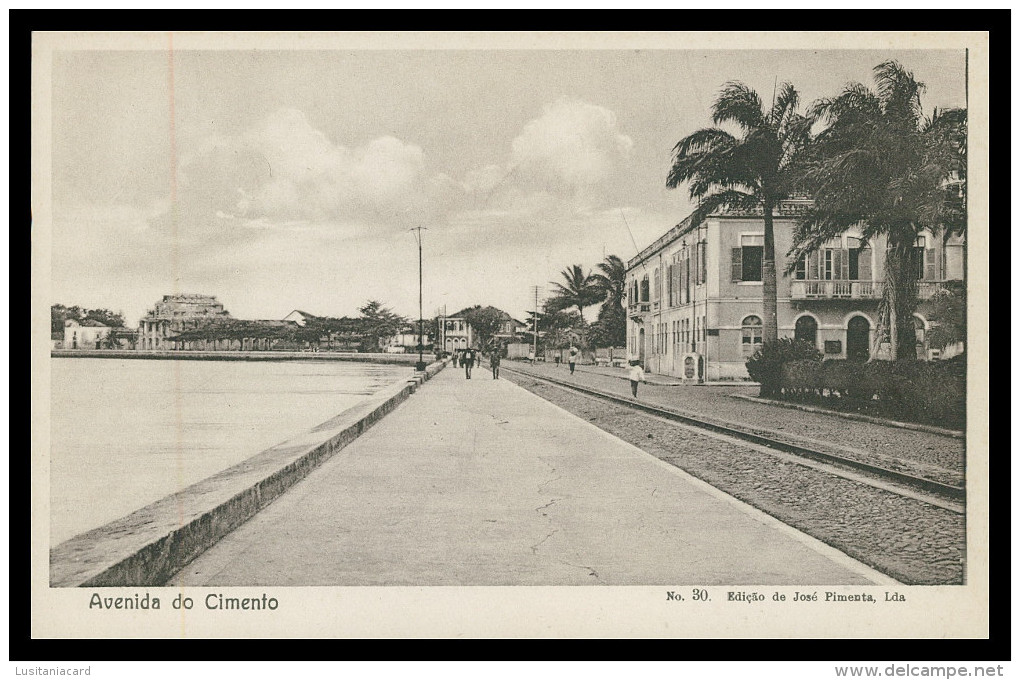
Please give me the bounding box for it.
[490,349,501,379]
[629,360,646,398]
[453,350,460,368]
[462,347,475,379]
[568,345,579,375]
[528,350,535,365]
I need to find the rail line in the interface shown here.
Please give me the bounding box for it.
[501,364,965,512]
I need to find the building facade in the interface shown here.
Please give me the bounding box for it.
[64,319,111,350]
[439,309,526,353]
[440,317,473,353]
[626,201,965,381]
[137,294,232,350]
[381,329,432,353]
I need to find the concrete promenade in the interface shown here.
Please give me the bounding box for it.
[170,364,893,586]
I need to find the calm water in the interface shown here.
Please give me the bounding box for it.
[50,358,410,545]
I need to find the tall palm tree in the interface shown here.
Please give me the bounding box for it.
[590,254,626,312]
[548,264,600,325]
[791,61,966,359]
[667,81,814,347]
[589,254,627,348]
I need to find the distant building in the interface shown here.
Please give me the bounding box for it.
[440,316,473,353]
[381,328,431,353]
[64,319,111,350]
[440,308,527,353]
[282,310,317,327]
[137,294,232,350]
[626,200,964,381]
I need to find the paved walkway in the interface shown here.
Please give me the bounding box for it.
[169,365,891,586]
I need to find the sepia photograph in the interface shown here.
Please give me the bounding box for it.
[30,30,989,640]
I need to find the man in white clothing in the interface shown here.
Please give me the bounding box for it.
[628,360,646,398]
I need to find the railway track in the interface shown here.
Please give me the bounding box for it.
[501,364,965,513]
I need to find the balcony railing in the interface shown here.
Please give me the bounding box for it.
[791,280,880,300]
[628,302,651,316]
[791,280,949,301]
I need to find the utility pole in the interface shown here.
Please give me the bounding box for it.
[530,285,541,361]
[411,226,428,372]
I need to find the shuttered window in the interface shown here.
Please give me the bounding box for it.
[913,236,927,280]
[795,254,806,280]
[738,235,764,282]
[683,255,691,303]
[699,241,707,284]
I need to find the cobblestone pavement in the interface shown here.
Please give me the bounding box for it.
[504,361,965,486]
[503,372,965,585]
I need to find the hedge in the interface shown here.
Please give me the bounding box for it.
[746,338,823,397]
[776,356,966,426]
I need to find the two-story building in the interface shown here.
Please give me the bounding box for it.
[441,316,473,353]
[137,294,233,350]
[440,308,527,353]
[626,200,965,381]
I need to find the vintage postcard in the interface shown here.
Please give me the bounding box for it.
[30,30,989,639]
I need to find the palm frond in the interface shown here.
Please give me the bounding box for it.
[712,82,766,131]
[671,127,737,158]
[771,82,799,127]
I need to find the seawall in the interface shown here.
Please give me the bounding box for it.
[49,359,447,587]
[51,349,434,364]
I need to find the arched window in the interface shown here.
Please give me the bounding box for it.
[640,275,650,303]
[741,315,763,356]
[795,316,818,347]
[653,268,660,300]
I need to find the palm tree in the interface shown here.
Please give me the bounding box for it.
[791,61,967,359]
[548,264,600,325]
[591,254,626,312]
[667,81,814,347]
[589,254,627,348]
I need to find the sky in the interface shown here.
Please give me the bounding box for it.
[48,46,967,325]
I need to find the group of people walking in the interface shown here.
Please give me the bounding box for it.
[447,344,644,396]
[451,347,500,380]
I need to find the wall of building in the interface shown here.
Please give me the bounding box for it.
[64,321,111,350]
[627,211,961,381]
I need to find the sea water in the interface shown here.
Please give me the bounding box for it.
[49,357,410,544]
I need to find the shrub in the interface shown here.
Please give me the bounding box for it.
[819,359,864,399]
[781,360,821,399]
[746,338,823,398]
[859,360,965,425]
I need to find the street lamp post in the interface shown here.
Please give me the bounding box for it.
[413,226,428,372]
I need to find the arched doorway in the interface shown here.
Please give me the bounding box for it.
[638,327,646,364]
[913,315,927,360]
[794,316,818,348]
[847,316,871,362]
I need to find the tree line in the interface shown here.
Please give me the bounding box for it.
[52,300,415,352]
[51,304,126,333]
[541,255,627,350]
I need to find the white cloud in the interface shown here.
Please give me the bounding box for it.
[508,98,633,192]
[178,108,442,228]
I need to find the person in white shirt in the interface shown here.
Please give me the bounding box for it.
[568,345,579,375]
[628,360,646,398]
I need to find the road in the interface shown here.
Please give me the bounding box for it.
[169,366,892,586]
